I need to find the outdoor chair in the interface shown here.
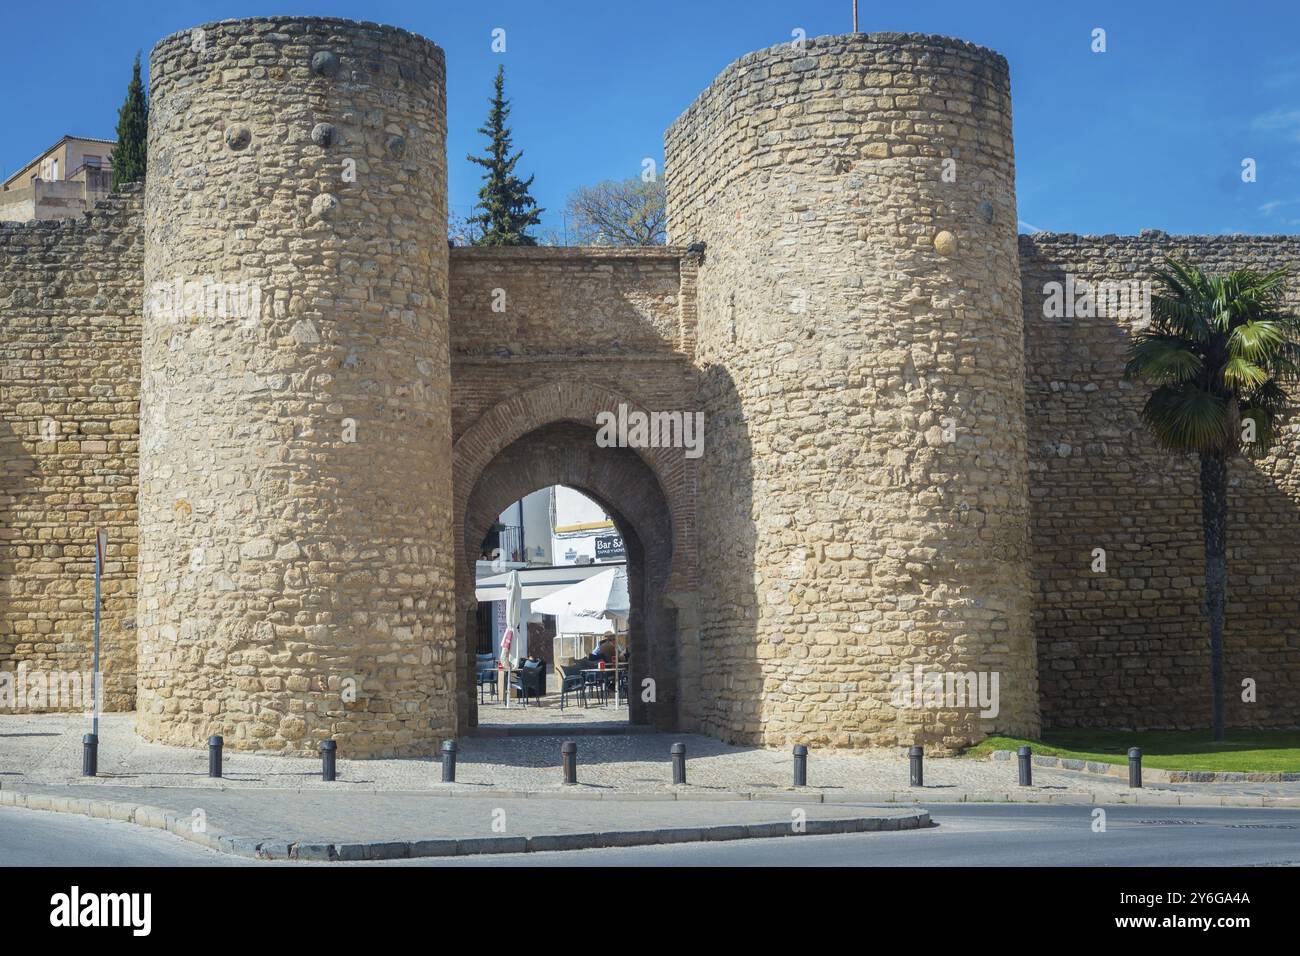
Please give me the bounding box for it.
[477,668,498,704]
[510,661,545,705]
[476,653,498,705]
[583,668,610,705]
[559,663,588,709]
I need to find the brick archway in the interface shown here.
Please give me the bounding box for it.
[452,382,698,733]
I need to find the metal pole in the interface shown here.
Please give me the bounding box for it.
[82,733,98,777]
[1128,747,1142,788]
[441,739,457,783]
[670,742,686,785]
[93,529,104,738]
[561,740,577,785]
[853,0,859,32]
[321,739,337,781]
[793,745,808,787]
[908,745,924,787]
[1017,745,1032,786]
[208,735,223,778]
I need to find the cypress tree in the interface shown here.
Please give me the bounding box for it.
[111,52,148,190]
[467,66,542,246]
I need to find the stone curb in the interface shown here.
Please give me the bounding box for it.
[987,749,1300,784]
[8,780,1299,809]
[0,784,931,861]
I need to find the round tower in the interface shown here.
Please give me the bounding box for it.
[137,17,454,756]
[666,33,1039,751]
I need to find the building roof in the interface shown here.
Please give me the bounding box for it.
[2,135,117,190]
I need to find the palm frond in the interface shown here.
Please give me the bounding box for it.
[1135,260,1296,457]
[1260,340,1300,382]
[1124,334,1203,384]
[1220,355,1269,389]
[1140,385,1231,454]
[1229,319,1287,360]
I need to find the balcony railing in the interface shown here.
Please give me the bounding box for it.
[481,524,524,563]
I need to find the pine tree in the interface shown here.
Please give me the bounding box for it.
[467,66,543,246]
[111,53,149,190]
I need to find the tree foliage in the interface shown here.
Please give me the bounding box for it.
[563,177,667,246]
[466,66,542,246]
[1126,259,1298,456]
[111,52,148,190]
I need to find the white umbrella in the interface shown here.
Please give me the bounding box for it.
[557,612,615,635]
[474,563,618,602]
[531,567,629,623]
[502,569,525,667]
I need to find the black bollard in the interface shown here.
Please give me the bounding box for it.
[793,745,808,788]
[908,745,924,787]
[1017,745,1032,786]
[208,735,223,778]
[82,733,98,777]
[671,742,686,785]
[441,739,457,783]
[561,740,577,785]
[1128,746,1142,788]
[320,739,337,782]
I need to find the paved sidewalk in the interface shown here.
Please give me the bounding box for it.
[0,713,1128,793]
[0,783,928,861]
[3,714,1297,807]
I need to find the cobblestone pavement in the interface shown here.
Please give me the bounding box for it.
[2,714,1297,803]
[473,694,635,732]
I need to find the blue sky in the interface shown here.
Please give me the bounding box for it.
[2,0,1297,236]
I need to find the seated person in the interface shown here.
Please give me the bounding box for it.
[588,638,616,664]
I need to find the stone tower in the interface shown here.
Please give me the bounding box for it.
[666,33,1040,751]
[136,18,455,756]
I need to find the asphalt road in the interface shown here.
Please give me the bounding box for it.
[1,803,1296,867]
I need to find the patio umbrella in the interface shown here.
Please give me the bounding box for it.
[502,569,525,667]
[531,567,629,624]
[533,567,629,668]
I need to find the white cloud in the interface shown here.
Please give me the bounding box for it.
[1257,199,1300,217]
[1251,109,1300,142]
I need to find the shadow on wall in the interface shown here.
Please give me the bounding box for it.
[1023,253,1300,732]
[0,416,39,697]
[693,362,762,745]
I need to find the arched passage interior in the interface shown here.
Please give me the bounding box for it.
[457,421,679,730]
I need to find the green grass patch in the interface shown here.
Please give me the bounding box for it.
[964,730,1300,773]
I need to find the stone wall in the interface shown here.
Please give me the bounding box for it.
[1022,232,1300,730]
[1,18,1297,750]
[0,186,143,711]
[667,32,1039,753]
[135,17,454,756]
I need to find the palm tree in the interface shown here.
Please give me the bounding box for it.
[1125,259,1299,740]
